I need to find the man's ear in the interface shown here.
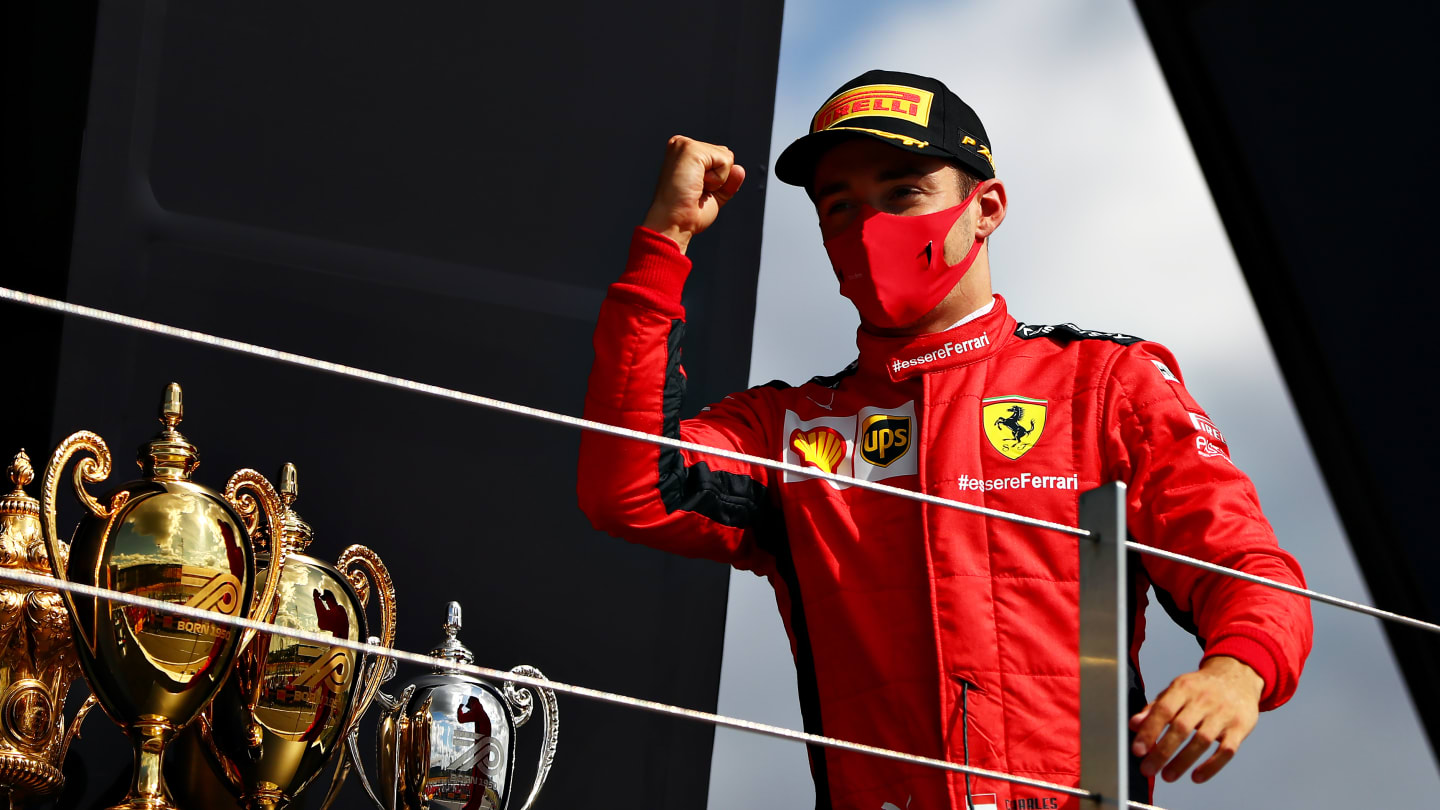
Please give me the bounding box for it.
[975,180,1007,239]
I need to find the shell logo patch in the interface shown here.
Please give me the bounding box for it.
[860,414,911,467]
[790,426,848,475]
[982,396,1048,460]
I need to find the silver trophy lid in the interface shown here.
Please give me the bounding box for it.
[428,601,475,668]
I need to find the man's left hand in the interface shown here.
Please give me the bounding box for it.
[1129,655,1263,784]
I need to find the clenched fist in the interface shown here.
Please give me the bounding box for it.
[642,136,746,255]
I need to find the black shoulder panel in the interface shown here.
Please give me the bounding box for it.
[657,318,775,529]
[1014,322,1144,345]
[806,360,859,390]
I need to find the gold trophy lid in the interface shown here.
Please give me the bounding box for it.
[0,448,50,573]
[138,382,201,480]
[274,462,314,552]
[0,449,39,519]
[429,601,475,668]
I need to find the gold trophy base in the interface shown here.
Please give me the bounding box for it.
[245,782,290,810]
[0,752,63,796]
[106,717,180,810]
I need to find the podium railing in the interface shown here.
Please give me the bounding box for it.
[4,285,1437,810]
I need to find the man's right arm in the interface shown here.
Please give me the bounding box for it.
[577,137,778,571]
[577,226,779,570]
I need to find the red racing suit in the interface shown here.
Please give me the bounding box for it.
[578,228,1313,810]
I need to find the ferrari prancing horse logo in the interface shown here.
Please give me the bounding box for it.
[982,396,1048,460]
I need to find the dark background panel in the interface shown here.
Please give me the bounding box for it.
[3,0,99,460]
[8,0,785,807]
[1133,0,1439,760]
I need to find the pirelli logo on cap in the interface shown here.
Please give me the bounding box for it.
[812,84,934,133]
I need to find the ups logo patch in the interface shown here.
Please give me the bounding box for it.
[860,414,911,467]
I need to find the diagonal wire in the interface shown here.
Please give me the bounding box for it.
[27,291,1432,806]
[4,285,1436,637]
[0,566,1108,803]
[1125,542,1438,633]
[0,287,1084,538]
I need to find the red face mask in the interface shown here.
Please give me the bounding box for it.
[824,181,988,329]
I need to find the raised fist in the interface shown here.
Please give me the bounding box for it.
[642,135,746,255]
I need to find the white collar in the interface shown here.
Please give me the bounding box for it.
[942,296,997,332]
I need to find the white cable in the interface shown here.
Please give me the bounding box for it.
[3,285,1434,637]
[0,567,1108,803]
[0,287,1084,538]
[1126,541,1438,633]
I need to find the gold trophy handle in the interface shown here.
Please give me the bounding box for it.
[56,693,99,764]
[312,547,396,810]
[373,681,413,810]
[223,468,288,752]
[222,469,288,646]
[335,545,398,736]
[191,711,248,796]
[38,431,117,652]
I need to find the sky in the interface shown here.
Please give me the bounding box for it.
[707,1,1439,807]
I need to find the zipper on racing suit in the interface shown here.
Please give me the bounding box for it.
[960,679,976,810]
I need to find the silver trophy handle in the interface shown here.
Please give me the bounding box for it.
[348,722,388,808]
[504,665,559,810]
[318,642,403,810]
[314,724,360,810]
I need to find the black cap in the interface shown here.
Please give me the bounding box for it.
[775,69,995,187]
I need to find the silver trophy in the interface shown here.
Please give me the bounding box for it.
[356,602,558,810]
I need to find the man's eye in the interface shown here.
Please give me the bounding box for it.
[889,186,920,199]
[825,200,853,216]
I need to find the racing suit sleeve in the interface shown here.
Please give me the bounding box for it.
[577,226,781,574]
[1101,342,1313,710]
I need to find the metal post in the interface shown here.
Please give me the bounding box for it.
[1078,482,1128,809]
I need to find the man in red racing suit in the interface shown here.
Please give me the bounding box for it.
[577,71,1312,810]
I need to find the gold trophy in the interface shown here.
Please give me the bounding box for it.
[38,383,286,809]
[0,450,98,807]
[173,463,397,809]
